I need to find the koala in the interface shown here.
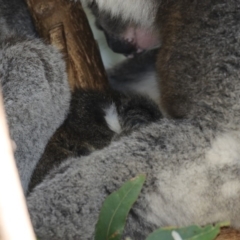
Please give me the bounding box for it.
[0,0,160,194]
[28,48,160,191]
[29,88,161,192]
[2,0,240,240]
[87,0,240,118]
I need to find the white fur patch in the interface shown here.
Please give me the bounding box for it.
[221,180,240,198]
[206,132,240,165]
[104,103,121,134]
[82,0,160,28]
[145,164,209,227]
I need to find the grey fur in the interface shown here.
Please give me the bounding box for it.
[0,0,36,42]
[27,0,240,239]
[2,0,240,239]
[28,89,162,192]
[0,36,71,193]
[107,49,160,104]
[0,0,71,193]
[28,119,240,240]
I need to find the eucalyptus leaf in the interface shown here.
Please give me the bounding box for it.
[95,174,146,240]
[145,222,229,240]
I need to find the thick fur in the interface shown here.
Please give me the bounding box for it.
[28,89,161,192]
[0,0,36,41]
[28,120,240,239]
[107,49,160,104]
[82,0,160,29]
[1,37,71,194]
[2,0,240,240]
[28,48,161,192]
[86,0,160,55]
[87,0,240,119]
[0,0,71,193]
[156,1,240,119]
[28,90,115,192]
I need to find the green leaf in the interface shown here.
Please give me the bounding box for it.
[95,174,146,240]
[146,222,230,240]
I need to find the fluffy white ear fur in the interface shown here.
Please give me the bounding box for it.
[80,0,160,28]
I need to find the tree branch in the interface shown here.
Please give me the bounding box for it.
[25,0,109,91]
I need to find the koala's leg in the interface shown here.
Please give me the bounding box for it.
[0,37,71,193]
[27,118,240,239]
[107,49,160,104]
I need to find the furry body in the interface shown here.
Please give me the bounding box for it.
[1,0,240,239]
[0,0,70,193]
[156,1,240,118]
[29,88,161,191]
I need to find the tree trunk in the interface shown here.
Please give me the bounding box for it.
[25,0,109,91]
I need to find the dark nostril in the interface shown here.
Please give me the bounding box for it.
[105,33,137,55]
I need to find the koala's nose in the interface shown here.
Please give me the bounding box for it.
[105,33,136,56]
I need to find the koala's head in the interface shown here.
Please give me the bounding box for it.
[82,0,161,56]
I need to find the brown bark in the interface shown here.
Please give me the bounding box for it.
[25,0,109,91]
[216,228,240,240]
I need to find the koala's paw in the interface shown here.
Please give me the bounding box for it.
[118,94,162,133]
